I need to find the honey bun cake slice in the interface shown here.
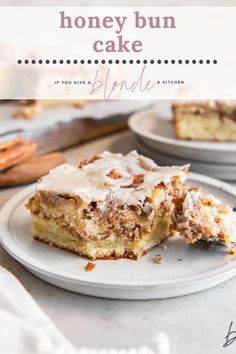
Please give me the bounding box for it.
[27,151,188,260]
[27,151,236,260]
[172,101,236,141]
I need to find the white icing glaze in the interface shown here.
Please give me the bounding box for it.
[37,151,188,206]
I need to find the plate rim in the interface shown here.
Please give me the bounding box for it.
[128,109,236,152]
[137,136,236,168]
[0,175,236,288]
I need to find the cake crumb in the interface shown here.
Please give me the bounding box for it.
[12,103,41,120]
[85,262,96,272]
[177,258,182,261]
[79,155,101,168]
[228,249,236,255]
[107,169,122,179]
[133,174,144,185]
[153,255,162,264]
[121,173,144,188]
[104,182,114,187]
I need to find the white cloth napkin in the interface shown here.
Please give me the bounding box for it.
[0,265,76,354]
[0,266,170,354]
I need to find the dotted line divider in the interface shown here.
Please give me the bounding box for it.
[17,59,218,65]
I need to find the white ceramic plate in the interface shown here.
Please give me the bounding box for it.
[0,176,236,300]
[128,104,236,164]
[136,137,236,181]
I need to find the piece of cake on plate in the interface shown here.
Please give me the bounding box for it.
[13,99,88,120]
[175,187,236,246]
[26,151,188,260]
[26,151,236,260]
[172,101,236,141]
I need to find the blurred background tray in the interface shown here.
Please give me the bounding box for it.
[0,100,151,154]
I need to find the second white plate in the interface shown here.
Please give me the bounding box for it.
[128,105,236,164]
[136,137,236,181]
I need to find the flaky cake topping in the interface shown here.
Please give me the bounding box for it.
[37,151,188,206]
[181,188,236,244]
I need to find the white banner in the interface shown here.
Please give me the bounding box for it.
[0,7,235,99]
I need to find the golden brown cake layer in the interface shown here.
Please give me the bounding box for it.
[172,101,236,141]
[31,211,170,260]
[27,180,184,260]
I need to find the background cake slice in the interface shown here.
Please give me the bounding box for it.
[27,151,188,260]
[172,100,236,141]
[13,99,88,120]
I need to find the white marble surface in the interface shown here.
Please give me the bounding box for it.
[0,131,236,354]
